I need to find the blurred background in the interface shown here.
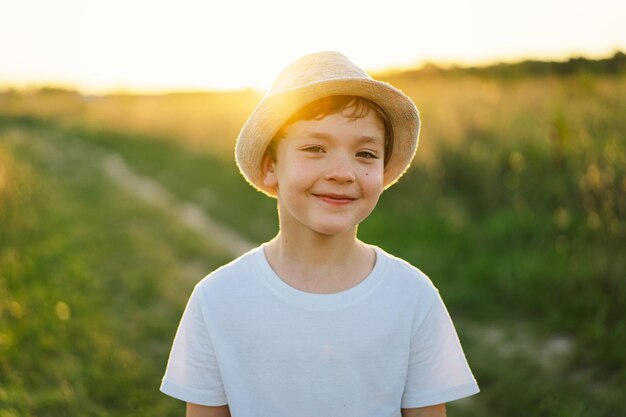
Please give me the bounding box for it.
[1,0,625,416]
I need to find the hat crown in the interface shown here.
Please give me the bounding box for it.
[269,51,372,95]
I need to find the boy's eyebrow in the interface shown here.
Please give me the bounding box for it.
[305,131,383,144]
[305,132,332,140]
[358,135,384,144]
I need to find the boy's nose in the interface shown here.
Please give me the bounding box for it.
[324,155,356,183]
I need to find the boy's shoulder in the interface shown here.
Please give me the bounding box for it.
[194,245,261,294]
[374,245,439,297]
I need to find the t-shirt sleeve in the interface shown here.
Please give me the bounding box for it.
[160,284,228,406]
[401,290,480,408]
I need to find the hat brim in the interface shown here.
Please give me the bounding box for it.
[235,77,420,198]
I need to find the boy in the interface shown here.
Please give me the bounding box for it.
[160,51,479,417]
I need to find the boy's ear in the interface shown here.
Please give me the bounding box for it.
[261,152,278,192]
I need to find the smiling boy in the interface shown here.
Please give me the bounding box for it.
[161,52,479,417]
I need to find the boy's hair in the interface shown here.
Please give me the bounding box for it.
[267,95,393,166]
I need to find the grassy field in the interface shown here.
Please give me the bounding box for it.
[1,63,625,416]
[0,123,237,416]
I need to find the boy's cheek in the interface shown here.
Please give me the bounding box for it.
[366,166,385,186]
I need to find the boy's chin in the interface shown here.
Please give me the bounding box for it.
[310,223,360,238]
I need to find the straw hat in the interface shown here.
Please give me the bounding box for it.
[235,51,420,198]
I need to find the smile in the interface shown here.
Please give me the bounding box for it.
[313,193,357,206]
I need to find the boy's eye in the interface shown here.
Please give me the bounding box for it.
[356,151,379,159]
[302,146,324,153]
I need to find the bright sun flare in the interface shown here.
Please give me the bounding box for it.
[1,0,624,93]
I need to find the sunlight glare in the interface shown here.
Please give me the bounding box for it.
[0,0,624,93]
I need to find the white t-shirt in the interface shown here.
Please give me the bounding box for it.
[160,244,479,416]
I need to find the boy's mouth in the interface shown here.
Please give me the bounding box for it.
[313,193,356,205]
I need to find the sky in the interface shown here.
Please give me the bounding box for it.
[1,0,625,93]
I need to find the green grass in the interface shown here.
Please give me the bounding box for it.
[0,126,229,416]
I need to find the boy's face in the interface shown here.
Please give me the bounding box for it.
[262,109,385,237]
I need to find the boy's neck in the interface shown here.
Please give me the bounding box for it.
[264,230,376,294]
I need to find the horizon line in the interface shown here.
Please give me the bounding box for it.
[1,49,623,97]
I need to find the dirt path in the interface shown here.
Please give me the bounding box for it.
[3,125,256,258]
[102,153,256,258]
